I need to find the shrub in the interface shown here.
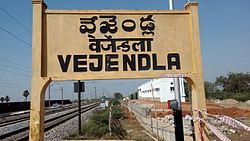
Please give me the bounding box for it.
[206,92,250,102]
[82,106,125,139]
[110,98,120,106]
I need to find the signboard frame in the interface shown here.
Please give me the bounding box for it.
[45,10,193,81]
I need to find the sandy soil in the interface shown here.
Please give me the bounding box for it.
[132,100,250,117]
[121,107,155,141]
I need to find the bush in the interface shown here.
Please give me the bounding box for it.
[231,92,250,101]
[111,106,124,119]
[82,106,125,139]
[206,92,250,102]
[82,109,109,138]
[110,98,120,106]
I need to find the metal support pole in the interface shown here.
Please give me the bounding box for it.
[48,84,51,109]
[49,82,61,108]
[174,78,184,141]
[61,87,63,106]
[174,78,182,109]
[169,0,174,10]
[151,84,159,141]
[168,1,184,140]
[173,109,184,140]
[188,83,196,141]
[94,87,96,101]
[78,80,81,134]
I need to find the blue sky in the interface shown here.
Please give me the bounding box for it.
[0,0,249,101]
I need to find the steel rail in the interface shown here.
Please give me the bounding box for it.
[0,103,99,140]
[0,103,79,127]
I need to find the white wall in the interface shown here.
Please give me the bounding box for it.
[138,78,186,102]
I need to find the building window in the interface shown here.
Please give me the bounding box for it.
[170,87,174,92]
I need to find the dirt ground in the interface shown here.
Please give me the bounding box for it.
[133,100,250,117]
[121,107,155,141]
[130,99,250,141]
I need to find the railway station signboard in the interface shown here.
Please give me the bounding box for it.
[30,1,208,141]
[47,10,192,80]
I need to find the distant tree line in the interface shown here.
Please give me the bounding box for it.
[0,96,10,103]
[204,72,250,101]
[113,92,123,100]
[112,91,138,101]
[129,91,138,100]
[0,90,30,103]
[23,90,29,101]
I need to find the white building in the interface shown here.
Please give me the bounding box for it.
[137,78,186,102]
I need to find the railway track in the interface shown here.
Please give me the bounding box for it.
[0,111,30,118]
[0,110,30,127]
[0,102,99,141]
[0,103,78,128]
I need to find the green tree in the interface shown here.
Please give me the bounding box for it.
[110,98,120,105]
[129,91,138,100]
[204,81,217,94]
[0,97,4,103]
[215,72,250,93]
[23,90,29,102]
[82,106,125,139]
[133,92,138,99]
[5,95,10,103]
[113,92,123,100]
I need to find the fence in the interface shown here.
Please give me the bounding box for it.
[126,101,193,141]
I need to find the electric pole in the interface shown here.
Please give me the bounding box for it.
[60,87,63,106]
[94,87,96,101]
[173,78,184,141]
[169,0,184,140]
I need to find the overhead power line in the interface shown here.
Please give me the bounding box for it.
[0,57,31,70]
[0,63,31,73]
[0,65,31,78]
[0,26,32,48]
[0,5,32,34]
[0,82,30,88]
[0,84,29,89]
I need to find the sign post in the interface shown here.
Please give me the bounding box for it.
[78,81,81,134]
[169,1,184,140]
[74,81,85,134]
[30,0,208,140]
[173,78,184,141]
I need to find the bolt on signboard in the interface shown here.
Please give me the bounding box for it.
[30,0,208,140]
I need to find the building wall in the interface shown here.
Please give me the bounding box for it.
[138,78,186,102]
